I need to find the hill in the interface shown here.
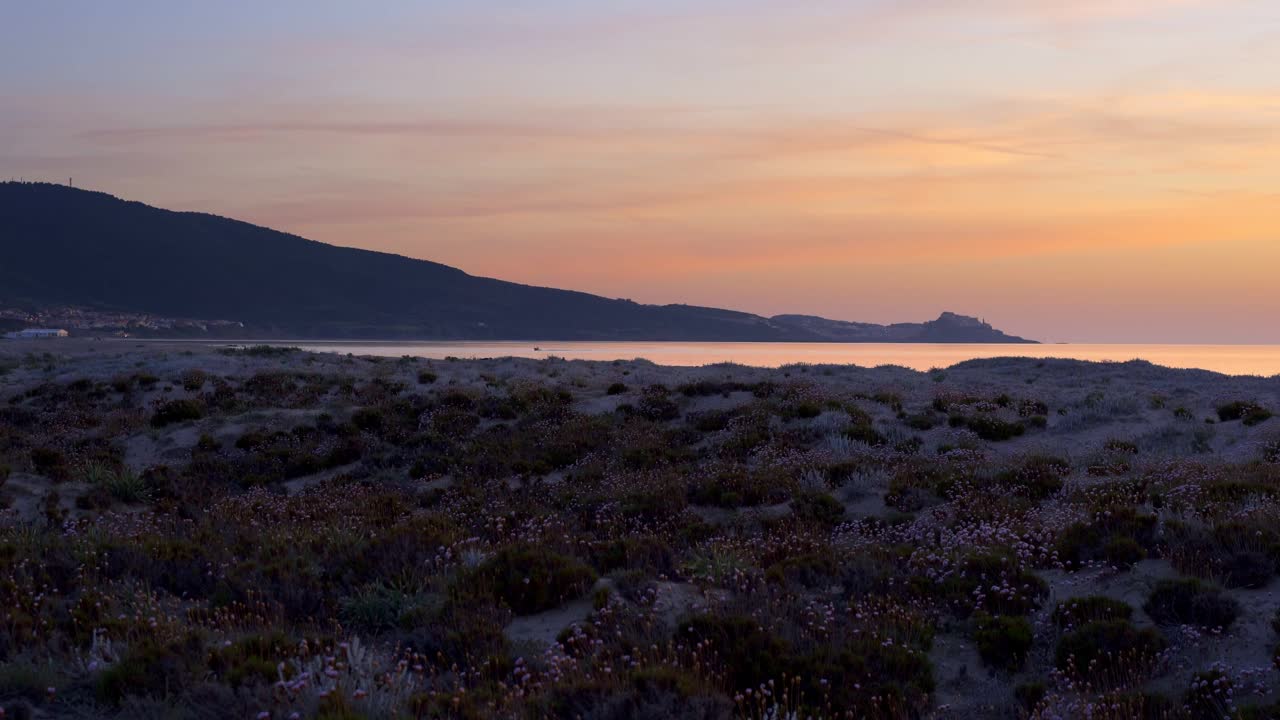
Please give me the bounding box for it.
[0,182,1034,342]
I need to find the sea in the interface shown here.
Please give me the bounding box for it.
[285,341,1280,377]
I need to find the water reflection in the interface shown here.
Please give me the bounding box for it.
[294,342,1280,377]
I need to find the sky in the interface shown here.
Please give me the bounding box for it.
[3,1,1279,342]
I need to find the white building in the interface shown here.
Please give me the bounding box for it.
[3,328,70,339]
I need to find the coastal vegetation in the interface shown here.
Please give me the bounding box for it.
[0,344,1278,718]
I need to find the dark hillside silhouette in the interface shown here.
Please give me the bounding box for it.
[0,183,1034,342]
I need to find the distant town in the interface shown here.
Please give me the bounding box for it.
[0,305,243,338]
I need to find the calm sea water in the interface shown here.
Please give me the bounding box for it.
[292,341,1280,377]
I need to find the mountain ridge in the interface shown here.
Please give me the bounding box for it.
[0,182,1035,343]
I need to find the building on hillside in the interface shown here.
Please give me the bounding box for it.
[3,328,70,339]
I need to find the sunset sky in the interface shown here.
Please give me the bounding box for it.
[4,1,1279,342]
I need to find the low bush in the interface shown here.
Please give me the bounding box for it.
[904,412,940,430]
[1103,536,1147,569]
[96,634,204,704]
[207,632,291,687]
[466,546,597,616]
[996,454,1069,500]
[1217,401,1273,426]
[950,414,1026,441]
[151,399,204,427]
[926,552,1048,617]
[844,422,888,447]
[973,613,1033,672]
[790,491,846,525]
[339,584,420,631]
[1104,438,1139,454]
[1052,596,1133,629]
[1054,508,1157,569]
[1144,579,1240,630]
[1055,620,1165,687]
[636,386,680,422]
[682,614,934,714]
[29,447,70,480]
[1014,682,1047,713]
[179,369,207,391]
[765,552,839,588]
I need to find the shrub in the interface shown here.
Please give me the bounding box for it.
[208,632,291,687]
[29,447,69,480]
[606,382,628,395]
[339,584,418,631]
[1103,536,1147,569]
[687,410,731,433]
[179,369,207,391]
[1220,549,1275,589]
[591,536,677,576]
[973,613,1033,672]
[151,399,204,427]
[417,371,437,384]
[765,552,839,588]
[1217,401,1273,426]
[97,634,203,704]
[468,546,597,615]
[904,412,940,430]
[637,386,680,422]
[681,615,788,692]
[790,491,845,526]
[952,414,1026,441]
[1055,620,1165,686]
[1054,508,1157,569]
[1014,682,1047,713]
[996,455,1069,499]
[844,423,887,447]
[688,467,791,508]
[222,345,299,357]
[1144,579,1240,630]
[1052,596,1133,629]
[682,614,934,713]
[1104,438,1139,454]
[927,552,1048,617]
[794,401,822,419]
